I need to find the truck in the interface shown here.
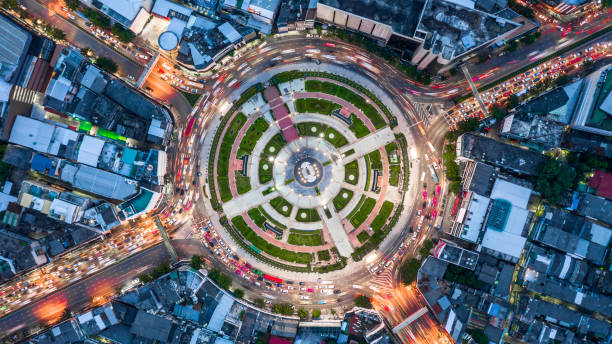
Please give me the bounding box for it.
[429,165,439,184]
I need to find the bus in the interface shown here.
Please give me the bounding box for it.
[184,117,196,137]
[264,274,283,284]
[250,245,261,254]
[429,165,439,184]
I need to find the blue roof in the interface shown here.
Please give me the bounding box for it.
[31,154,55,175]
[173,304,200,323]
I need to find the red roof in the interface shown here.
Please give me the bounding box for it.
[268,336,292,344]
[339,107,351,118]
[588,170,612,199]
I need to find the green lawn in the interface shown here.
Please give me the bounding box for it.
[258,206,287,229]
[389,164,401,187]
[288,232,322,246]
[270,196,293,217]
[357,231,370,243]
[295,98,341,115]
[296,208,321,222]
[324,127,348,147]
[317,250,331,261]
[305,80,386,129]
[180,91,201,107]
[259,134,286,184]
[350,115,370,138]
[370,201,394,231]
[350,197,376,228]
[296,122,323,136]
[231,216,312,264]
[247,208,266,228]
[332,188,354,212]
[218,113,247,202]
[239,117,269,155]
[368,150,382,170]
[344,160,359,185]
[235,172,251,195]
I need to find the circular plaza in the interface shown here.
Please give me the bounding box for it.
[204,70,411,273]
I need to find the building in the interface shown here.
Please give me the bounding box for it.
[43,48,172,146]
[561,129,612,159]
[531,206,611,265]
[515,79,583,124]
[571,64,612,137]
[221,0,282,33]
[32,266,307,344]
[276,0,317,32]
[450,176,532,263]
[432,240,479,270]
[575,193,612,226]
[500,112,566,151]
[316,0,524,70]
[456,133,546,176]
[587,170,612,200]
[0,14,55,138]
[80,0,152,33]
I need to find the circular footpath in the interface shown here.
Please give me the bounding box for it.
[200,66,415,282]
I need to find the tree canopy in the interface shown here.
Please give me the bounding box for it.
[312,309,321,319]
[400,258,422,285]
[233,288,244,299]
[272,303,294,315]
[535,159,575,205]
[354,295,373,309]
[94,57,118,74]
[190,255,204,270]
[208,269,232,290]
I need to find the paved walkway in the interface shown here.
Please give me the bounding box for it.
[222,182,277,218]
[248,123,280,188]
[264,86,299,142]
[341,128,395,163]
[317,206,353,257]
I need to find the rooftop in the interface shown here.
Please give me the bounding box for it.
[561,129,612,159]
[457,133,546,175]
[415,0,520,60]
[318,0,426,38]
[516,80,583,124]
[433,240,479,270]
[60,162,139,201]
[587,170,612,200]
[576,193,612,225]
[130,310,174,342]
[500,113,565,150]
[0,14,32,83]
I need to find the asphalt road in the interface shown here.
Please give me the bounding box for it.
[0,244,170,341]
[21,0,143,78]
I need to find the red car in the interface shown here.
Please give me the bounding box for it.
[233,82,241,89]
[323,42,336,47]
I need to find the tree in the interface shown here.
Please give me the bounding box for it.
[233,288,244,299]
[208,269,232,290]
[190,255,204,270]
[138,273,153,284]
[111,23,135,43]
[508,94,519,108]
[298,308,308,319]
[312,309,321,319]
[535,159,575,205]
[64,0,79,11]
[507,40,519,52]
[399,258,421,284]
[50,28,66,41]
[272,303,294,315]
[354,295,372,309]
[450,180,461,194]
[467,329,490,344]
[254,298,266,308]
[82,7,110,29]
[555,74,570,86]
[94,57,118,74]
[489,104,507,121]
[1,0,19,11]
[419,239,434,257]
[604,0,612,8]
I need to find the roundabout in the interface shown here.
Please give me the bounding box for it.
[202,68,413,273]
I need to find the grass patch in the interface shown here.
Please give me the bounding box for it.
[332,188,354,212]
[364,155,371,191]
[235,171,251,195]
[218,113,248,202]
[238,117,269,155]
[324,126,348,147]
[349,115,370,138]
[350,197,376,228]
[180,91,202,107]
[317,250,331,261]
[389,164,400,187]
[270,196,293,217]
[258,206,287,229]
[288,232,323,246]
[297,122,323,136]
[305,80,386,129]
[368,150,382,170]
[296,122,348,148]
[231,216,312,264]
[344,160,359,185]
[370,201,394,231]
[259,134,286,184]
[357,231,370,243]
[296,208,321,222]
[248,208,266,228]
[295,98,341,115]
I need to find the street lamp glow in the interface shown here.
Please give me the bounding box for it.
[410,147,418,159]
